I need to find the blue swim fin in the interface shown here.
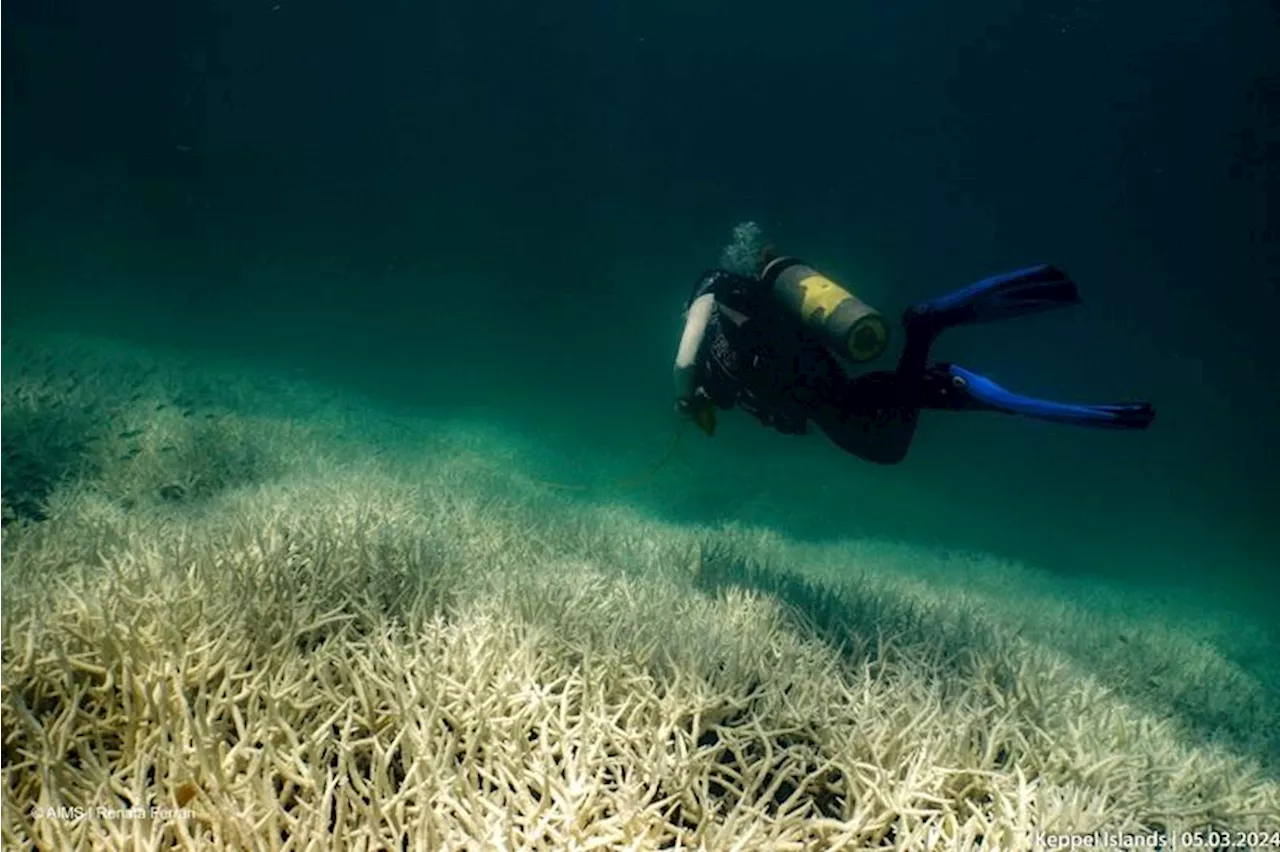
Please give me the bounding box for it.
[922,364,1156,430]
[904,264,1083,332]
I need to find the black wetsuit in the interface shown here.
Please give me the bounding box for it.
[688,269,942,465]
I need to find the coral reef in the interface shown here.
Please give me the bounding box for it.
[3,333,1277,850]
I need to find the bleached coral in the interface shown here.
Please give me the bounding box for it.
[3,334,1277,850]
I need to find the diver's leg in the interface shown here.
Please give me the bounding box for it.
[919,363,1156,430]
[807,371,921,465]
[805,355,1156,468]
[795,317,942,464]
[903,264,1082,334]
[808,363,1156,467]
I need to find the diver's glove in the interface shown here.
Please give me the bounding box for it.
[675,389,717,436]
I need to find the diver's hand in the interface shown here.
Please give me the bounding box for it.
[675,389,717,436]
[674,388,710,417]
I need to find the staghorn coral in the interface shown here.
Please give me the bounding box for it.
[2,333,1278,850]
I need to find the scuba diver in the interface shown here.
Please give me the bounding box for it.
[673,222,1155,464]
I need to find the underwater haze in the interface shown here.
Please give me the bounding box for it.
[7,0,1277,604]
[7,0,1269,601]
[3,0,1280,845]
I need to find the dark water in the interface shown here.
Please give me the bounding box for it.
[4,0,1277,621]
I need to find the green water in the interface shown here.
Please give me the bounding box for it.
[4,0,1277,772]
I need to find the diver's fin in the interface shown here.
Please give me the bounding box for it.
[904,264,1083,332]
[921,364,1156,430]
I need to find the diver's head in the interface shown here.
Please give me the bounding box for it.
[718,221,772,278]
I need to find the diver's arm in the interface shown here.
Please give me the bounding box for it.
[673,292,715,404]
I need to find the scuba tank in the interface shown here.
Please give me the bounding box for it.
[758,255,890,364]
